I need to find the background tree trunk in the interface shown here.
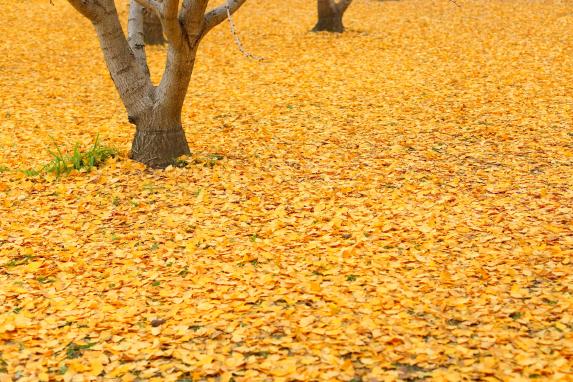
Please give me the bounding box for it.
[143,8,165,45]
[313,0,352,33]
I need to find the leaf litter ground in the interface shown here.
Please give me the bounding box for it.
[0,0,572,380]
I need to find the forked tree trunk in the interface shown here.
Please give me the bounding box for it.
[313,1,343,32]
[143,8,165,45]
[127,48,197,168]
[67,0,248,168]
[313,0,353,33]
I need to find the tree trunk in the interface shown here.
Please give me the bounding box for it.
[313,6,343,32]
[129,48,196,168]
[313,0,352,33]
[130,119,191,168]
[67,0,248,169]
[143,9,165,45]
[313,12,344,32]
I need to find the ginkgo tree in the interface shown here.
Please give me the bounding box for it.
[313,0,353,33]
[66,0,247,168]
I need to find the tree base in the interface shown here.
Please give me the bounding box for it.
[312,16,344,33]
[130,126,190,168]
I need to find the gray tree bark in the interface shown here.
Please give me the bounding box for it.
[313,0,353,33]
[66,0,247,168]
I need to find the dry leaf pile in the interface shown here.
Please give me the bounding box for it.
[0,0,572,380]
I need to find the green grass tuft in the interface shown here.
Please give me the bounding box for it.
[22,135,117,178]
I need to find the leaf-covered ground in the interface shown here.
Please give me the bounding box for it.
[1,0,573,380]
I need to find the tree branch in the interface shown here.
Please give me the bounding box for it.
[66,0,102,21]
[88,0,154,119]
[155,0,249,119]
[134,0,162,17]
[128,0,150,77]
[203,0,247,35]
[336,0,353,14]
[180,0,209,46]
[161,0,183,46]
[156,45,197,118]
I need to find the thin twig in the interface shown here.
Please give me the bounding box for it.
[225,2,264,61]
